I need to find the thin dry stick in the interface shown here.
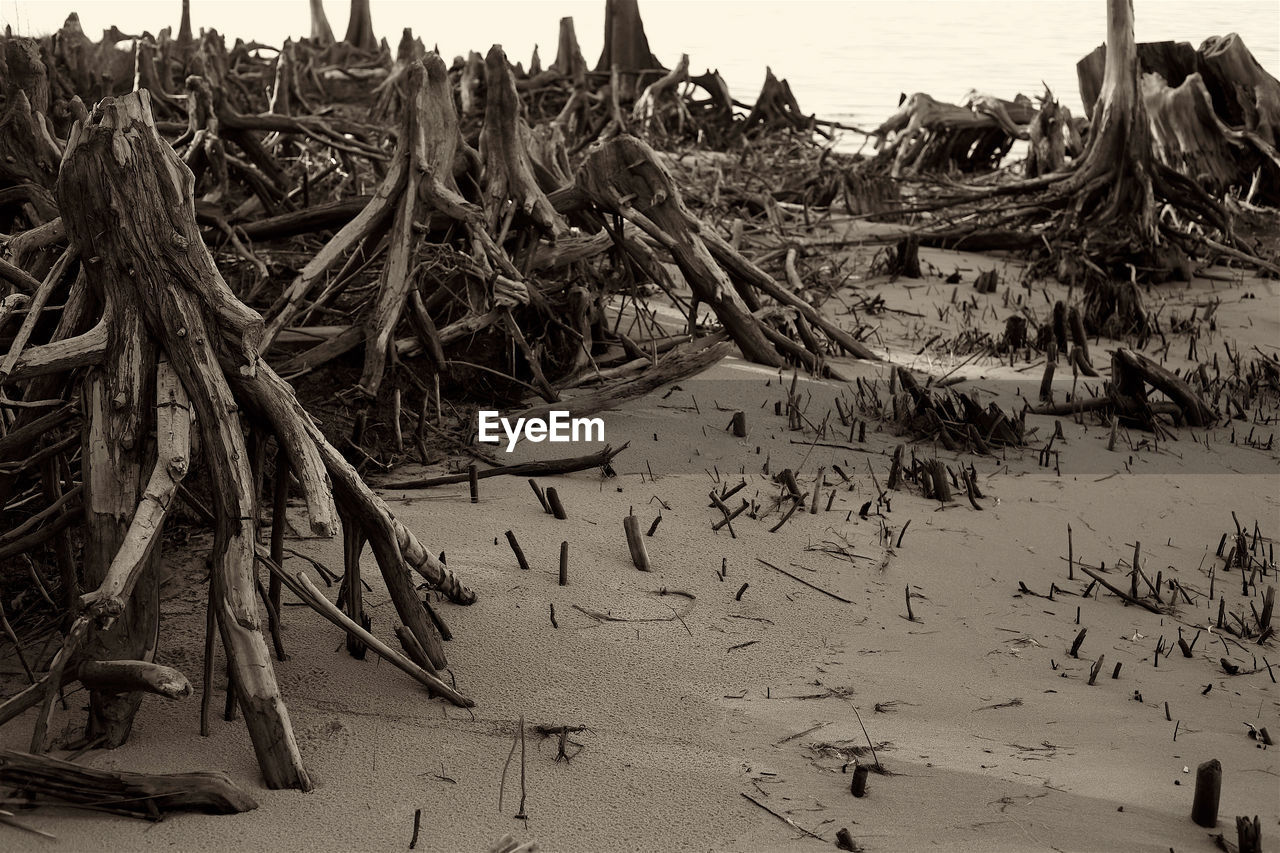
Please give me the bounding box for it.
[516,714,527,819]
[498,720,518,814]
[755,558,852,603]
[1077,564,1163,613]
[851,705,882,771]
[739,792,825,842]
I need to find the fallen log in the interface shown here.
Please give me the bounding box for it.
[1111,347,1216,428]
[0,749,257,816]
[868,91,1031,177]
[383,443,629,489]
[517,333,732,422]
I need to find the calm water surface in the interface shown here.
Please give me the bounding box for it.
[4,0,1277,134]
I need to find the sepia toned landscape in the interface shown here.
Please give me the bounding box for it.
[0,0,1276,850]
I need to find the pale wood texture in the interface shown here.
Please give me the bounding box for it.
[58,90,310,790]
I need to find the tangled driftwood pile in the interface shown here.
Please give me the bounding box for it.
[865,5,1279,333]
[0,0,905,807]
[0,0,1271,822]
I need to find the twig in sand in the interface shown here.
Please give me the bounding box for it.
[850,705,883,772]
[1076,564,1163,613]
[739,792,825,842]
[571,603,691,635]
[409,808,422,849]
[383,444,629,489]
[768,500,800,533]
[775,721,831,745]
[756,559,852,603]
[0,810,56,840]
[651,588,696,600]
[516,715,527,819]
[498,722,518,814]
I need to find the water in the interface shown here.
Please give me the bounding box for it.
[4,0,1278,135]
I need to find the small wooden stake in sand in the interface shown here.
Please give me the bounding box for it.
[559,541,569,586]
[1191,758,1221,827]
[528,479,551,513]
[468,464,479,503]
[1237,815,1261,853]
[1040,343,1057,402]
[505,530,531,571]
[409,808,422,849]
[1088,654,1105,685]
[1067,524,1074,580]
[851,764,869,797]
[623,513,651,571]
[545,487,567,519]
[1069,628,1087,658]
[730,410,747,437]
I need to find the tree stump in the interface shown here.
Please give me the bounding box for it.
[36,88,478,789]
[574,134,782,366]
[552,17,587,83]
[342,0,378,52]
[309,0,336,47]
[1027,88,1073,177]
[480,45,566,237]
[869,91,1027,177]
[594,0,663,101]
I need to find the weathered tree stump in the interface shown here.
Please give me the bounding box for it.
[871,91,1034,177]
[12,88,479,790]
[594,0,663,101]
[574,134,782,366]
[1027,88,1076,177]
[309,0,336,47]
[742,67,814,139]
[342,0,378,52]
[481,45,566,237]
[552,16,588,83]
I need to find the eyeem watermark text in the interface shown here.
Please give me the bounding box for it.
[478,410,605,452]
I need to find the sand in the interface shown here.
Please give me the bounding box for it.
[1,235,1277,852]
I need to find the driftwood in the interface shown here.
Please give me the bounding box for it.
[575,135,780,365]
[384,444,628,490]
[883,0,1273,334]
[5,1,1261,825]
[869,91,1033,177]
[0,749,258,817]
[0,87,478,791]
[594,0,664,100]
[1111,347,1216,428]
[518,334,732,422]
